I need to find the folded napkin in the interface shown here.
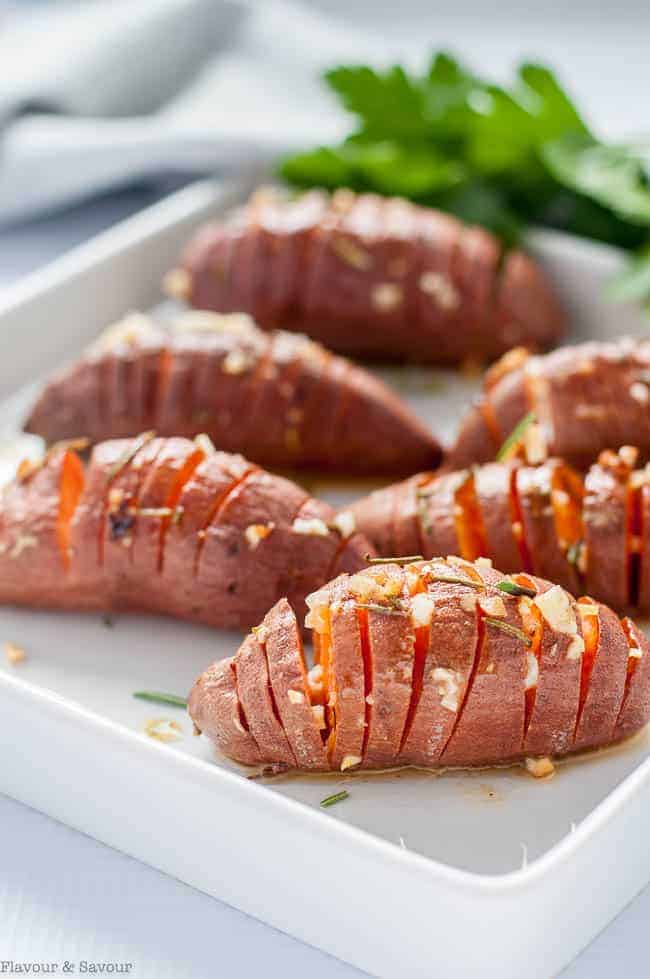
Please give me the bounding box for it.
[0,0,390,225]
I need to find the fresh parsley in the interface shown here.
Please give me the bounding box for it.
[280,52,650,305]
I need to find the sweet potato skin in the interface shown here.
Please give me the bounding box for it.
[349,450,650,615]
[451,339,650,471]
[0,437,372,631]
[190,559,650,771]
[173,188,564,365]
[25,311,441,476]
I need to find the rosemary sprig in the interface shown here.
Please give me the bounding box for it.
[107,431,156,482]
[430,572,484,590]
[366,554,423,565]
[497,580,537,599]
[355,601,405,616]
[496,412,536,462]
[320,790,350,808]
[484,618,532,646]
[133,691,188,709]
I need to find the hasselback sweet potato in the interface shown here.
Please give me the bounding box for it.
[347,447,650,615]
[451,339,650,471]
[167,187,564,365]
[0,435,371,630]
[189,558,650,771]
[25,311,440,475]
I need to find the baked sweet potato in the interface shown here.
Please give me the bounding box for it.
[347,447,650,616]
[167,187,564,365]
[25,311,441,476]
[189,558,649,771]
[0,435,371,630]
[451,339,650,470]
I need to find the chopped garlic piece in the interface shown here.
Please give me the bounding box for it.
[418,272,460,310]
[525,652,539,690]
[288,689,305,705]
[371,282,403,311]
[431,667,462,713]
[525,756,555,779]
[475,557,493,568]
[460,593,477,612]
[567,635,585,661]
[340,754,362,771]
[311,705,327,730]
[292,517,329,537]
[222,348,256,375]
[4,641,26,665]
[629,646,644,659]
[479,595,507,618]
[194,433,216,455]
[410,592,436,628]
[533,586,578,636]
[145,718,183,743]
[630,382,650,404]
[244,522,275,550]
[332,237,373,270]
[163,267,191,299]
[9,534,37,559]
[365,693,374,705]
[332,510,356,539]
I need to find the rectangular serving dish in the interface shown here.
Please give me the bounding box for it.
[1,178,649,978]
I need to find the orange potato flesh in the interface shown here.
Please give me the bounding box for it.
[514,573,542,735]
[478,401,503,448]
[157,448,205,571]
[550,463,584,555]
[453,473,488,561]
[508,468,532,572]
[57,451,85,571]
[193,466,257,575]
[577,598,599,721]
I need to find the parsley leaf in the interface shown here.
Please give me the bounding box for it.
[280,50,650,312]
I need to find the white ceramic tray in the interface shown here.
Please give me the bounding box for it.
[1,179,649,979]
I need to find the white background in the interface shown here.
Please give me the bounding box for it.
[2,0,650,975]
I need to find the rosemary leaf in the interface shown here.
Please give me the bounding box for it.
[107,431,156,482]
[430,572,484,590]
[133,691,188,709]
[497,580,537,599]
[320,789,350,808]
[496,412,536,462]
[484,617,532,646]
[366,554,423,565]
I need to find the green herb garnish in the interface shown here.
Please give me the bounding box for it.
[320,790,350,808]
[366,554,424,565]
[280,54,650,309]
[484,618,532,646]
[496,412,536,462]
[133,691,188,709]
[107,431,155,482]
[430,572,484,590]
[497,580,537,599]
[355,601,405,616]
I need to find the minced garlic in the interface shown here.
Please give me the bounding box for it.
[4,641,26,665]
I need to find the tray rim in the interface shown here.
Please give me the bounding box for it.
[1,177,649,977]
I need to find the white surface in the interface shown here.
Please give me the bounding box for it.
[1,180,650,977]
